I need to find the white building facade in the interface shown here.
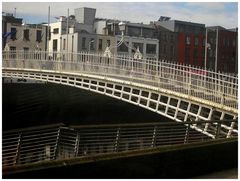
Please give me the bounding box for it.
[48,7,159,58]
[3,14,47,52]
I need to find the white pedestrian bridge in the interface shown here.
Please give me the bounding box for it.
[2,51,238,139]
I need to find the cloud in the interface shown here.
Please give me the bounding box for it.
[2,2,238,29]
[185,2,226,10]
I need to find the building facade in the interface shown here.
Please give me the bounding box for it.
[154,19,205,67]
[153,23,178,61]
[206,26,238,73]
[94,18,159,57]
[2,14,47,52]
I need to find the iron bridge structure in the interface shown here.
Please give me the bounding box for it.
[2,51,238,139]
[2,50,238,174]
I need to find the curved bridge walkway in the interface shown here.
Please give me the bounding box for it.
[2,51,238,139]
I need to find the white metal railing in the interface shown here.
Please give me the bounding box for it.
[2,50,238,109]
[3,120,237,170]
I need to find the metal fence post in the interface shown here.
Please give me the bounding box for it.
[114,128,121,152]
[14,133,22,165]
[184,123,190,144]
[74,132,80,157]
[53,128,61,160]
[151,126,157,147]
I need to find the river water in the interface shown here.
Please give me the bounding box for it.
[3,82,169,130]
[2,82,237,178]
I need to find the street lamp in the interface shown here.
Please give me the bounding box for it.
[88,39,95,52]
[118,21,125,36]
[103,21,142,59]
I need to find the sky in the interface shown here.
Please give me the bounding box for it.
[2,2,238,29]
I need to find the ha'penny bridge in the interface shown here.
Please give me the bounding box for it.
[2,51,238,176]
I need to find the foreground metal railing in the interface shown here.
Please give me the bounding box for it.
[2,120,237,169]
[2,50,238,109]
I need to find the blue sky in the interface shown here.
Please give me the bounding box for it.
[2,2,238,28]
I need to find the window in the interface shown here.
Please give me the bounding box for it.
[10,46,16,51]
[170,35,174,42]
[53,28,59,34]
[227,38,230,47]
[62,28,66,34]
[128,26,141,37]
[194,37,199,46]
[146,44,156,54]
[186,35,191,45]
[98,39,102,50]
[209,50,213,57]
[10,46,16,58]
[142,28,154,38]
[194,48,198,58]
[170,45,174,55]
[222,53,225,60]
[107,40,111,47]
[209,37,214,44]
[10,27,17,40]
[233,39,236,47]
[164,33,167,41]
[163,45,166,54]
[223,38,226,47]
[23,47,29,59]
[24,29,30,41]
[63,39,66,50]
[82,37,86,49]
[185,48,190,64]
[202,38,205,47]
[53,39,58,51]
[36,30,42,42]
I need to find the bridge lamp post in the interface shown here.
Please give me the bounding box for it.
[103,21,142,59]
[88,40,95,52]
[118,21,125,37]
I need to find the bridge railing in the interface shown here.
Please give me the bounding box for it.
[2,120,237,170]
[2,50,238,109]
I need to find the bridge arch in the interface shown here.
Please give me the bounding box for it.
[3,68,237,139]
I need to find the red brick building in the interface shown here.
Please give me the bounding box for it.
[154,19,205,67]
[177,33,205,67]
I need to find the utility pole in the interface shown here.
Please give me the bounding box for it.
[235,27,238,73]
[47,6,50,54]
[204,28,208,70]
[14,8,16,17]
[66,8,69,53]
[215,27,219,72]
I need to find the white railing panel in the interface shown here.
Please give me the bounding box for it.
[2,50,238,109]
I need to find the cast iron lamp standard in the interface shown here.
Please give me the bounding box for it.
[103,21,142,59]
[103,22,142,77]
[88,40,95,52]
